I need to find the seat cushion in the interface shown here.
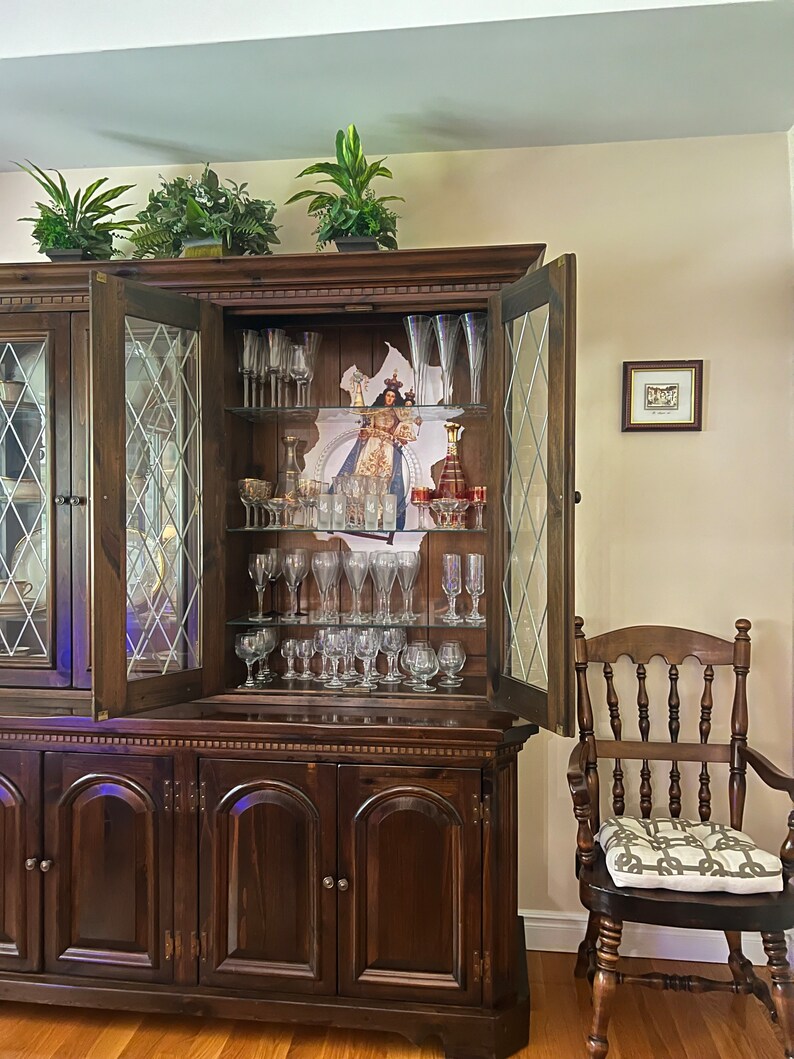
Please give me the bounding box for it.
[598,816,783,894]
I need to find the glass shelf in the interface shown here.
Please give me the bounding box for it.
[225,674,486,699]
[226,403,487,424]
[227,609,486,630]
[227,525,485,535]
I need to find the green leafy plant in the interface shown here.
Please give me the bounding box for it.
[130,166,280,258]
[16,161,137,259]
[286,124,403,250]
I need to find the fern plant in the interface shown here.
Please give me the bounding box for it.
[131,166,280,258]
[16,161,137,259]
[286,125,402,250]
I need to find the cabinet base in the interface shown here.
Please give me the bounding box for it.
[0,974,529,1059]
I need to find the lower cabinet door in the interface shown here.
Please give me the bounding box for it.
[338,765,483,1005]
[0,750,41,973]
[43,752,173,982]
[199,759,337,994]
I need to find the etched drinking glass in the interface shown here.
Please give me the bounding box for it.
[238,478,258,528]
[354,627,382,689]
[395,551,420,622]
[282,549,308,620]
[441,553,463,624]
[280,638,298,679]
[253,479,274,527]
[380,627,407,684]
[234,632,259,687]
[254,626,278,685]
[438,641,466,687]
[343,550,370,623]
[432,314,461,405]
[296,638,315,680]
[312,551,340,621]
[461,311,488,404]
[465,553,486,626]
[371,551,398,624]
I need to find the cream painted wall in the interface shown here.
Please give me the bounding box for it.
[0,133,791,920]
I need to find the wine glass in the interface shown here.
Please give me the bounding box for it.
[248,553,268,620]
[410,486,432,530]
[296,638,315,680]
[432,314,461,405]
[438,641,466,687]
[261,548,282,618]
[465,553,486,626]
[254,626,278,685]
[395,551,420,622]
[343,550,370,623]
[261,328,287,407]
[313,627,332,683]
[354,628,382,689]
[234,632,259,688]
[282,549,308,620]
[253,479,274,527]
[380,627,406,684]
[238,478,258,528]
[324,629,347,689]
[280,638,298,679]
[371,551,398,624]
[407,643,439,692]
[235,330,259,408]
[441,553,463,624]
[461,311,488,405]
[468,486,487,530]
[312,552,340,621]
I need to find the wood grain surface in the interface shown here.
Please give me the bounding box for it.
[0,951,783,1058]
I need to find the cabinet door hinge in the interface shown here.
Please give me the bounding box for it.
[472,796,481,825]
[473,950,491,985]
[164,780,173,812]
[474,949,481,982]
[483,950,491,985]
[188,781,206,813]
[482,794,492,825]
[189,931,199,959]
[164,929,183,960]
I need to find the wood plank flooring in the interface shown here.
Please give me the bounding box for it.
[0,952,783,1058]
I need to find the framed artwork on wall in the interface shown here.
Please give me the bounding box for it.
[621,359,703,432]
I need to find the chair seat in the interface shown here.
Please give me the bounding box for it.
[599,816,782,894]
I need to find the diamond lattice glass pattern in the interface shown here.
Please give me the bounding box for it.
[502,306,549,689]
[125,317,202,678]
[0,339,50,664]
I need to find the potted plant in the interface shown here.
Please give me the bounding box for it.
[130,165,280,258]
[16,161,138,261]
[286,124,403,251]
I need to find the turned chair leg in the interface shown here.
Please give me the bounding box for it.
[587,917,623,1059]
[575,911,600,981]
[726,930,776,1019]
[762,932,794,1057]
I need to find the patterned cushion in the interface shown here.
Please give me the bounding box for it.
[598,816,783,894]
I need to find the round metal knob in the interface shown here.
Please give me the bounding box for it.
[68,496,83,507]
[322,876,335,890]
[39,859,53,873]
[337,878,349,892]
[24,858,38,872]
[574,491,582,504]
[54,495,66,506]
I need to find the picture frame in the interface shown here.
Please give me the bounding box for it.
[621,359,703,432]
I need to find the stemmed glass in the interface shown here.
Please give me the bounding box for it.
[403,315,434,405]
[465,553,486,625]
[343,550,369,623]
[234,632,259,687]
[407,643,439,692]
[296,638,315,680]
[262,549,282,618]
[410,486,432,530]
[282,549,308,620]
[254,480,274,527]
[324,629,347,689]
[339,627,358,683]
[238,478,258,528]
[297,478,322,528]
[261,328,286,407]
[281,638,298,679]
[312,552,340,621]
[313,628,332,683]
[371,551,398,624]
[395,551,420,622]
[354,628,382,689]
[380,627,406,684]
[432,314,461,405]
[248,553,268,619]
[235,330,260,408]
[438,641,466,687]
[441,553,463,624]
[461,312,488,405]
[291,332,321,406]
[254,627,278,684]
[468,486,487,530]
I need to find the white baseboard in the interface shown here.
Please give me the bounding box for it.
[520,908,792,965]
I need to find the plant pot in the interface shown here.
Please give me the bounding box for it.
[181,237,230,259]
[334,237,380,253]
[44,248,89,262]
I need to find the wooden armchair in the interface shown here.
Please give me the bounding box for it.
[568,617,794,1059]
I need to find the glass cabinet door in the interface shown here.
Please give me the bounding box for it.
[0,315,72,686]
[90,275,225,719]
[487,256,577,735]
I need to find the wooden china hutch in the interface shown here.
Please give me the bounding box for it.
[0,246,575,1059]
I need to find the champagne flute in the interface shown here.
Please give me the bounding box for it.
[343,550,370,623]
[438,641,466,686]
[261,327,287,407]
[441,553,463,624]
[395,551,420,622]
[465,553,486,626]
[461,311,488,404]
[235,330,259,408]
[234,632,259,688]
[371,551,398,624]
[432,314,461,405]
[248,553,268,619]
[282,549,308,620]
[261,548,282,618]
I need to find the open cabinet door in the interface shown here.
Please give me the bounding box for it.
[486,255,576,736]
[90,273,225,719]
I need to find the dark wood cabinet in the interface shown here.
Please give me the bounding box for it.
[0,750,40,973]
[338,764,482,1005]
[43,751,173,982]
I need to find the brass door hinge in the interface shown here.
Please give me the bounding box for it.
[483,950,492,985]
[164,929,183,961]
[188,781,206,813]
[474,950,481,982]
[189,931,199,960]
[473,950,491,985]
[164,780,173,811]
[472,795,481,825]
[482,794,492,825]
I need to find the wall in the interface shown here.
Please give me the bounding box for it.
[0,132,791,955]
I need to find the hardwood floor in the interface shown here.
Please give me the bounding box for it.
[0,952,784,1058]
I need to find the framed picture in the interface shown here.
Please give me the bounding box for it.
[622,360,703,432]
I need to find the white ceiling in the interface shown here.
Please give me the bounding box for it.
[0,1,791,173]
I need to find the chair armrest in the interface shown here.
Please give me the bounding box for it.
[740,746,794,797]
[567,741,596,865]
